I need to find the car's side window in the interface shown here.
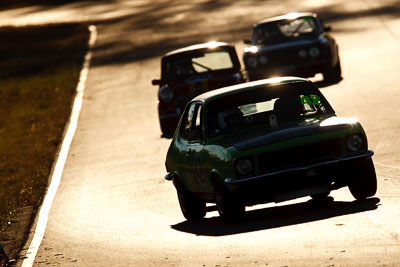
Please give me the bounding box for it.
[181,103,203,141]
[193,105,203,140]
[182,103,196,133]
[195,105,202,128]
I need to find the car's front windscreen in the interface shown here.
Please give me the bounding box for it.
[163,49,235,79]
[252,16,318,45]
[206,83,333,137]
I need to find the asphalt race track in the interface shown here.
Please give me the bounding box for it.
[1,0,400,266]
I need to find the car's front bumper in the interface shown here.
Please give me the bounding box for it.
[224,150,374,204]
[225,150,374,184]
[246,59,328,80]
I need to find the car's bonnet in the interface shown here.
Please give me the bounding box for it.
[222,116,359,151]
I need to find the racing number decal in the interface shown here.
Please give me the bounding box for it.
[194,152,206,185]
[194,153,202,185]
[301,95,321,105]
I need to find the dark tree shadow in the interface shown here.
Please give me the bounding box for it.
[87,0,400,67]
[4,0,400,68]
[0,0,113,11]
[171,197,380,236]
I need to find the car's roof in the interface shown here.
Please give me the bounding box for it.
[192,76,311,104]
[254,12,316,27]
[164,41,232,57]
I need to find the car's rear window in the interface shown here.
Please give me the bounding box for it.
[162,49,236,79]
[192,51,234,72]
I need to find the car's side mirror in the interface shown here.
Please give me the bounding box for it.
[324,25,332,32]
[152,79,161,86]
[243,39,252,45]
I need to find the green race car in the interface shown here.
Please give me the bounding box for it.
[165,77,376,220]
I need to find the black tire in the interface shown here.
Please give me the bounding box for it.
[310,191,332,207]
[348,158,377,200]
[334,58,342,78]
[323,58,342,82]
[175,179,206,221]
[159,119,174,136]
[311,191,330,201]
[214,179,245,220]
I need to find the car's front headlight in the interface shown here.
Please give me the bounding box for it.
[309,47,320,57]
[346,134,364,152]
[318,35,328,44]
[235,158,253,176]
[298,49,307,58]
[159,85,174,102]
[247,57,258,68]
[232,72,243,83]
[259,56,268,65]
[244,46,258,53]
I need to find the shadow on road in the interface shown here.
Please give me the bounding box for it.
[171,197,380,236]
[2,1,399,67]
[314,76,343,88]
[88,1,400,68]
[0,0,112,11]
[160,133,173,139]
[4,1,399,69]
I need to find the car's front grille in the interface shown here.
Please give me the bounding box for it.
[262,46,324,66]
[270,48,303,65]
[257,138,342,173]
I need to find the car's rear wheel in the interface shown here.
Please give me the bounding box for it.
[348,158,377,200]
[175,179,206,221]
[323,58,342,82]
[335,58,342,77]
[214,179,245,220]
[159,119,175,136]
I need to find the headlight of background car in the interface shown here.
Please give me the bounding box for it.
[247,57,258,68]
[159,85,174,102]
[232,72,244,83]
[318,35,328,44]
[298,49,307,58]
[346,134,364,152]
[259,56,268,65]
[309,47,320,57]
[235,158,253,176]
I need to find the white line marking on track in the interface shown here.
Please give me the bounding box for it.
[21,25,97,267]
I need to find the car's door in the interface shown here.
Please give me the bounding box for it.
[180,102,207,192]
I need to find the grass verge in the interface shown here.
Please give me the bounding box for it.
[0,23,89,259]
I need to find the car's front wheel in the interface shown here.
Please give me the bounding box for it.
[159,119,175,136]
[323,58,342,82]
[214,179,245,220]
[175,178,206,221]
[311,191,330,201]
[348,158,377,200]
